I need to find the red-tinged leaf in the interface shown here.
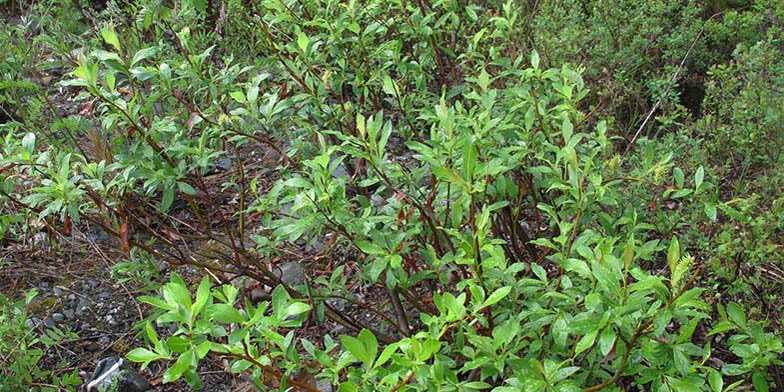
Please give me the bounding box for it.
[394,191,406,201]
[63,215,71,236]
[279,80,287,99]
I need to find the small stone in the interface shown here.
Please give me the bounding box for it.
[64,309,75,320]
[251,287,270,303]
[75,298,90,316]
[215,157,233,171]
[68,294,76,301]
[86,357,151,392]
[25,317,40,329]
[85,342,100,352]
[42,317,56,329]
[52,313,65,323]
[317,382,334,392]
[53,287,64,296]
[273,262,306,286]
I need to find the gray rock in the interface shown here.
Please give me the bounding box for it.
[53,287,65,296]
[25,317,41,329]
[75,298,90,316]
[85,342,100,352]
[64,309,75,320]
[86,357,151,392]
[52,313,65,323]
[215,157,233,171]
[87,226,111,243]
[68,294,76,301]
[251,287,270,303]
[42,316,56,329]
[273,262,305,286]
[318,382,334,392]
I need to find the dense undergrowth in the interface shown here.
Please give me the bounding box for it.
[1,0,782,391]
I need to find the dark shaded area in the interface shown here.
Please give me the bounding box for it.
[679,75,706,118]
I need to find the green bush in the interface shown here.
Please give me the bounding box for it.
[1,0,783,391]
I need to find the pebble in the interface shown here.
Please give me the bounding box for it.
[64,309,75,320]
[53,287,64,296]
[251,287,270,303]
[25,317,41,329]
[274,261,306,286]
[75,298,89,316]
[52,313,65,323]
[42,317,56,329]
[318,382,334,392]
[67,294,76,301]
[85,342,100,352]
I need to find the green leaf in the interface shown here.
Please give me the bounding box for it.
[163,276,192,309]
[127,348,161,363]
[229,91,246,103]
[599,327,615,357]
[463,381,492,389]
[726,302,746,328]
[284,302,311,318]
[463,142,477,182]
[477,68,491,91]
[382,75,398,96]
[22,132,35,154]
[138,295,176,311]
[355,241,385,255]
[704,202,717,222]
[707,320,736,336]
[145,321,160,347]
[695,166,704,190]
[752,372,769,392]
[667,237,680,277]
[161,186,174,213]
[340,335,369,367]
[708,368,723,392]
[177,181,196,195]
[207,304,245,324]
[131,47,157,66]
[357,329,378,368]
[195,341,211,359]
[101,24,122,52]
[483,286,511,308]
[192,276,210,319]
[163,349,193,384]
[673,167,684,188]
[531,49,540,69]
[297,31,310,53]
[574,330,597,357]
